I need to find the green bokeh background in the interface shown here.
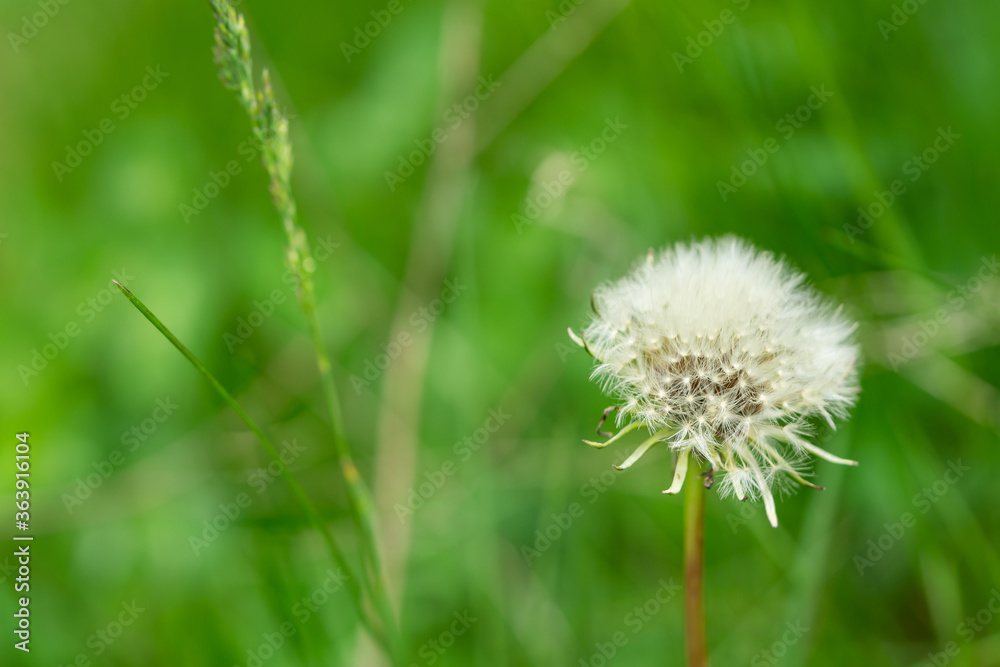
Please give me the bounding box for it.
[2,0,999,665]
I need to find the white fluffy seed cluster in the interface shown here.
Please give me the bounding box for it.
[575,236,860,526]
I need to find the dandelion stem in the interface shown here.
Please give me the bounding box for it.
[683,459,709,667]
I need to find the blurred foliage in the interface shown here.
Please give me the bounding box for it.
[2,0,999,665]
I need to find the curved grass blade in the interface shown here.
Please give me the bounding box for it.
[208,5,398,659]
[112,280,389,649]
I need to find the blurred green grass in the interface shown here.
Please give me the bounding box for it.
[2,0,1000,665]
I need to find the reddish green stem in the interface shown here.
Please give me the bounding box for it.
[684,461,709,667]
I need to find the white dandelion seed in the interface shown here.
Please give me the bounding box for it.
[570,236,861,527]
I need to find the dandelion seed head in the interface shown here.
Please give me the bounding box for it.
[577,236,860,526]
